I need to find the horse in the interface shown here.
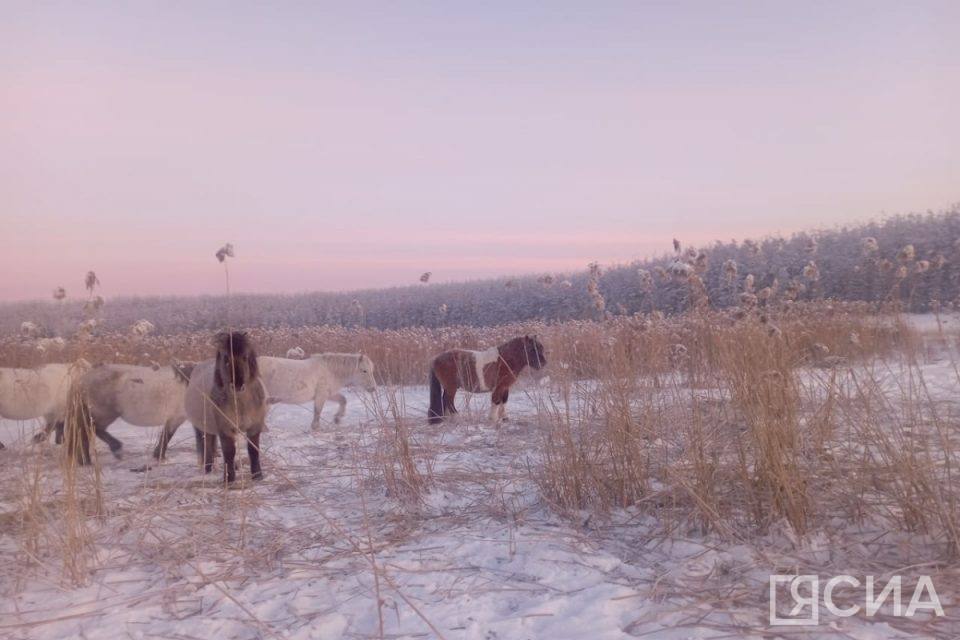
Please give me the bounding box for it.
[257,353,377,429]
[428,335,546,425]
[0,360,91,447]
[71,362,195,465]
[184,331,267,483]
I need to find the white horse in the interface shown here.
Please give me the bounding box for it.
[258,353,377,428]
[0,360,91,447]
[73,362,194,465]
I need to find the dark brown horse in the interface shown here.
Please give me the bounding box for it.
[184,331,267,483]
[428,335,546,425]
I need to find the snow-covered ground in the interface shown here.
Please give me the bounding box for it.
[1,364,958,638]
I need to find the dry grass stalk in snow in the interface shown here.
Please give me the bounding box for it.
[534,309,960,553]
[14,385,105,587]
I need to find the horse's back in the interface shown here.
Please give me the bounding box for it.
[258,356,324,403]
[82,364,187,426]
[431,348,495,393]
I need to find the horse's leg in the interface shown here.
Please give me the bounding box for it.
[487,400,499,425]
[153,418,185,461]
[31,413,64,444]
[428,368,444,424]
[220,433,237,483]
[205,433,218,474]
[196,428,216,474]
[32,417,54,444]
[490,386,508,426]
[194,427,204,467]
[247,431,263,480]
[499,389,510,422]
[332,393,347,425]
[94,426,124,459]
[311,395,326,430]
[443,388,458,416]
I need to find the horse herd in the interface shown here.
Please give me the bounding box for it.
[0,333,547,482]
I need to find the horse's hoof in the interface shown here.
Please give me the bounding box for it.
[251,471,264,481]
[31,432,46,444]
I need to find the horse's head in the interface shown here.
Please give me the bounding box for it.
[172,360,196,385]
[213,331,259,392]
[351,354,378,392]
[523,335,547,370]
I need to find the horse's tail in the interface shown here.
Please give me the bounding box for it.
[428,367,443,424]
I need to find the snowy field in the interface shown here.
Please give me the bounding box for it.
[1,348,960,638]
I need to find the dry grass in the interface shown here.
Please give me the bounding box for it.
[533,307,960,558]
[0,300,900,384]
[12,386,105,587]
[2,301,959,637]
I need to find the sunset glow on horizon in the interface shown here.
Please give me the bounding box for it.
[2,2,958,301]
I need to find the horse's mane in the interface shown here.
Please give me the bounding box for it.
[310,352,363,366]
[499,336,527,349]
[215,331,254,357]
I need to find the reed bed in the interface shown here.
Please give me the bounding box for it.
[0,300,901,384]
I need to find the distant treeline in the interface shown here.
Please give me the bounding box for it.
[3,208,959,336]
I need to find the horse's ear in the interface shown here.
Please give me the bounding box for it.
[213,331,229,348]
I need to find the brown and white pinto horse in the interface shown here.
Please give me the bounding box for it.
[428,335,546,425]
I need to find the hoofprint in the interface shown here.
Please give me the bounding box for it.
[3,343,960,640]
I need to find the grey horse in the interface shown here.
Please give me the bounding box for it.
[185,331,267,483]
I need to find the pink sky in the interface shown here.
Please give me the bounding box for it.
[2,2,958,301]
